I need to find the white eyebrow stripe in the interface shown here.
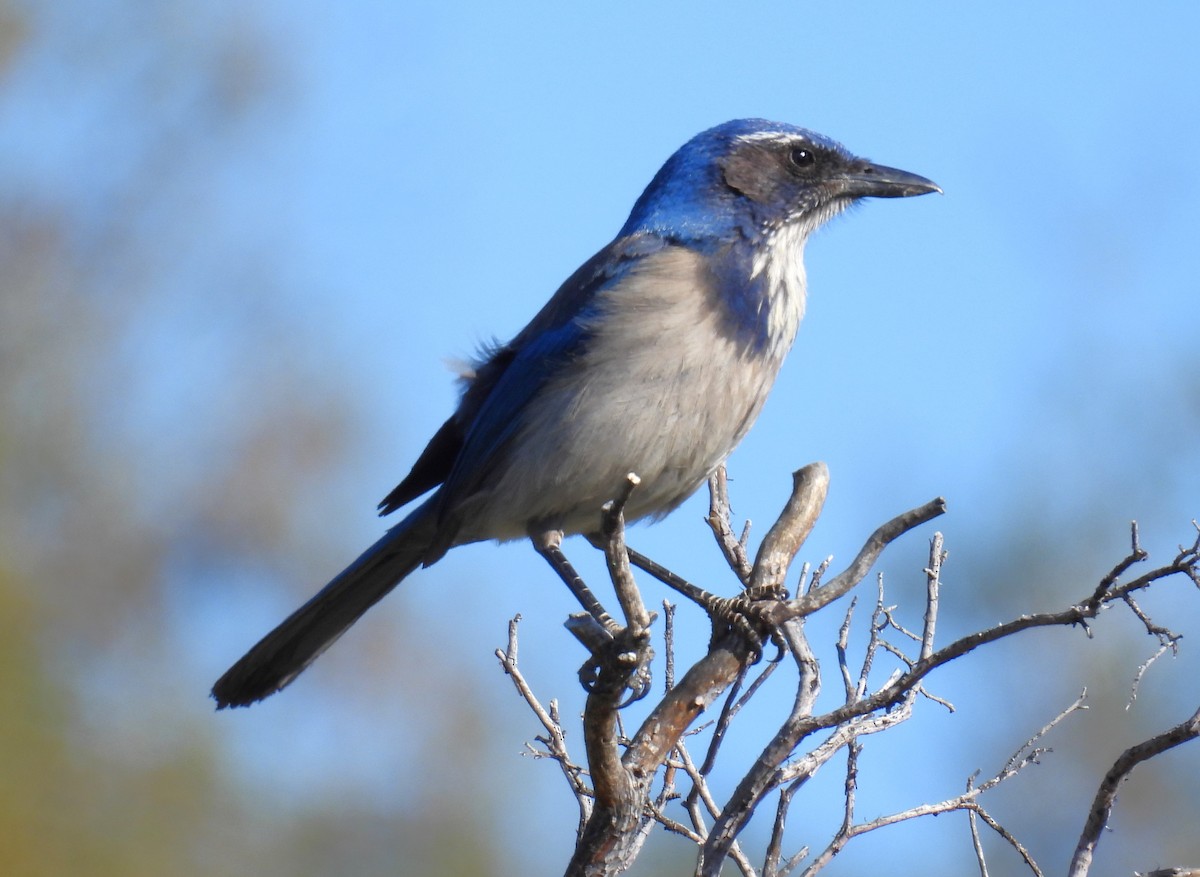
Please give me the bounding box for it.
[734,131,805,145]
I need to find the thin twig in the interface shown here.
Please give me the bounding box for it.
[966,775,989,877]
[495,616,592,830]
[664,600,676,692]
[674,741,757,877]
[778,497,947,620]
[707,466,754,585]
[970,804,1044,877]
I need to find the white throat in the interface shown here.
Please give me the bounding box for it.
[751,221,811,360]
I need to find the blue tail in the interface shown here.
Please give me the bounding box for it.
[212,501,438,708]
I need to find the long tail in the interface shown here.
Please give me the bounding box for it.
[211,501,439,708]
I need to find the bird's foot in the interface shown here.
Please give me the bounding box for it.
[705,584,789,662]
[576,623,654,706]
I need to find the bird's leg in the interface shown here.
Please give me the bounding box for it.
[534,529,653,702]
[623,546,715,605]
[531,529,621,634]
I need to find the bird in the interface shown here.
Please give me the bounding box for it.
[212,119,939,708]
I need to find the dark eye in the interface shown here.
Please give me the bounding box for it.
[789,146,815,169]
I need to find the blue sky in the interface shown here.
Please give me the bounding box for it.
[5,1,1200,874]
[224,4,1200,868]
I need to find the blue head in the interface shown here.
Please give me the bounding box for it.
[620,119,939,245]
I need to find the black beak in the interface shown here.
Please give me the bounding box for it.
[834,162,941,199]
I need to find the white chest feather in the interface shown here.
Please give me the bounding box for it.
[752,221,810,360]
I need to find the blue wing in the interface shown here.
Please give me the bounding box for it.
[378,232,668,518]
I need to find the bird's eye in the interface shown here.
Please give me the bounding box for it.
[789,147,816,169]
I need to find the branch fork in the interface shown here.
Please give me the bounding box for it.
[497,467,1200,877]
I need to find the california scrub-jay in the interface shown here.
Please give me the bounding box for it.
[212,119,938,708]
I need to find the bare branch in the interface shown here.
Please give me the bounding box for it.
[836,596,859,701]
[799,727,1062,877]
[805,557,831,593]
[495,616,592,831]
[699,620,823,876]
[1069,705,1200,877]
[969,804,1045,877]
[921,532,945,660]
[967,777,990,877]
[1089,521,1150,604]
[1002,691,1088,776]
[699,661,752,775]
[600,472,652,633]
[1128,640,1173,708]
[771,497,947,622]
[702,535,952,874]
[764,776,810,877]
[749,463,830,591]
[673,741,758,877]
[708,466,754,585]
[664,600,676,691]
[505,467,1200,877]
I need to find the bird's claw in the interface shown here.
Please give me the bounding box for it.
[578,656,602,691]
[705,585,788,661]
[618,663,653,707]
[576,628,654,705]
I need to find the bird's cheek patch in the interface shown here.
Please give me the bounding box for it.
[719,147,780,203]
